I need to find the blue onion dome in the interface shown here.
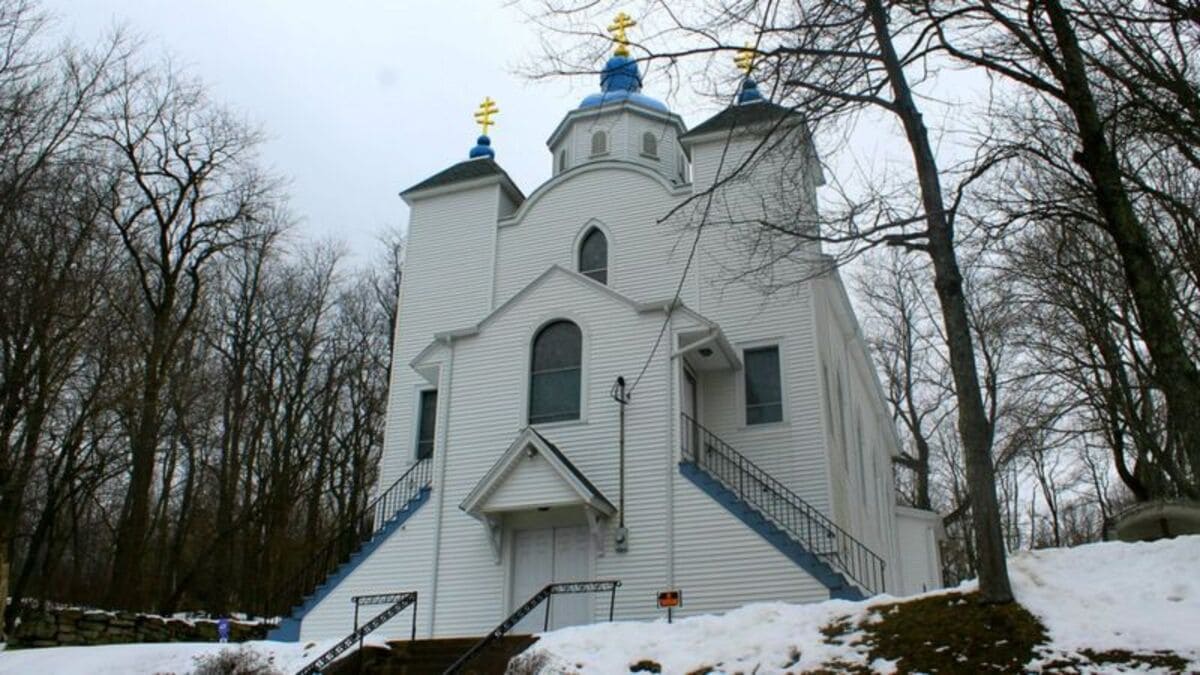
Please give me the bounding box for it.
[468,134,494,159]
[578,54,669,112]
[601,54,641,91]
[737,76,764,105]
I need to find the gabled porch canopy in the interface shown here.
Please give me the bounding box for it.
[673,325,742,373]
[460,427,616,561]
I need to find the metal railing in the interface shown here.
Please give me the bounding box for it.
[681,412,885,595]
[265,458,432,618]
[443,580,621,675]
[294,591,418,675]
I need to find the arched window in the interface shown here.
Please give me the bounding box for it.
[591,130,608,156]
[529,321,582,424]
[642,132,658,157]
[578,228,608,284]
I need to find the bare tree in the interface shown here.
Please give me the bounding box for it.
[95,62,281,608]
[924,0,1200,496]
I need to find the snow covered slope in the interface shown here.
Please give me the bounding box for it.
[514,536,1200,674]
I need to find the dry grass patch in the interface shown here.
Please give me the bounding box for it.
[822,591,1047,673]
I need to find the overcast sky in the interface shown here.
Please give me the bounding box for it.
[43,1,741,262]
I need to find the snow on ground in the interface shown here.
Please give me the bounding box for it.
[0,637,388,675]
[512,599,882,674]
[1012,536,1200,664]
[518,536,1200,674]
[0,537,1195,674]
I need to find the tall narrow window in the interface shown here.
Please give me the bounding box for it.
[578,228,608,284]
[558,149,568,173]
[744,346,783,424]
[530,321,582,424]
[642,132,658,157]
[591,130,608,156]
[416,389,438,459]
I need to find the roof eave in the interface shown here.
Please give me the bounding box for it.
[546,102,688,149]
[400,163,526,206]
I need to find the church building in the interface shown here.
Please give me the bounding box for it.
[270,15,943,644]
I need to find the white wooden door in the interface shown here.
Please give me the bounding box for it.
[549,525,590,628]
[511,528,554,634]
[510,525,591,633]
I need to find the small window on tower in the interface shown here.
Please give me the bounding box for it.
[642,132,658,158]
[558,149,568,173]
[591,130,608,156]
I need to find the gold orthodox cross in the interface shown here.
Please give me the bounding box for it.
[474,97,499,136]
[735,44,756,75]
[608,12,637,56]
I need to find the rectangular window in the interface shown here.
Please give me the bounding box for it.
[744,346,783,425]
[416,389,437,459]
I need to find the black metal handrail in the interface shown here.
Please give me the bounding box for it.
[681,412,885,595]
[294,591,418,675]
[265,458,432,618]
[442,580,621,675]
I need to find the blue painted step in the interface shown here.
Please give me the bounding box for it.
[679,462,863,601]
[267,486,432,641]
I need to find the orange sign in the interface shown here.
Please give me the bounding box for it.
[657,590,681,608]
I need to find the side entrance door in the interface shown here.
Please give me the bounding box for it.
[681,367,699,458]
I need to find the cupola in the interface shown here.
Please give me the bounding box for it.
[546,12,689,183]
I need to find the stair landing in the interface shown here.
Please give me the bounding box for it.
[321,635,538,675]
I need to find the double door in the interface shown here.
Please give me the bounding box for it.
[510,525,590,632]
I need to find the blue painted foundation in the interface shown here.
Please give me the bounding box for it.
[679,462,864,601]
[267,486,432,641]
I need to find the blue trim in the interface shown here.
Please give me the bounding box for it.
[679,463,864,601]
[266,486,432,641]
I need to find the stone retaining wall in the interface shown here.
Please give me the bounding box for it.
[11,607,275,648]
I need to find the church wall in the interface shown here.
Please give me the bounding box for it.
[298,503,437,641]
[811,273,904,591]
[494,165,691,310]
[426,272,676,635]
[672,473,830,614]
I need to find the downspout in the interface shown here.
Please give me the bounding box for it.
[426,337,455,637]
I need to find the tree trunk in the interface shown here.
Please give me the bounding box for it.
[110,317,170,609]
[1042,0,1200,494]
[865,0,1013,602]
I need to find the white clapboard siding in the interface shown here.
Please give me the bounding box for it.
[380,182,505,490]
[298,503,436,641]
[485,454,581,511]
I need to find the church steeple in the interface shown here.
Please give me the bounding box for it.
[469,97,499,159]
